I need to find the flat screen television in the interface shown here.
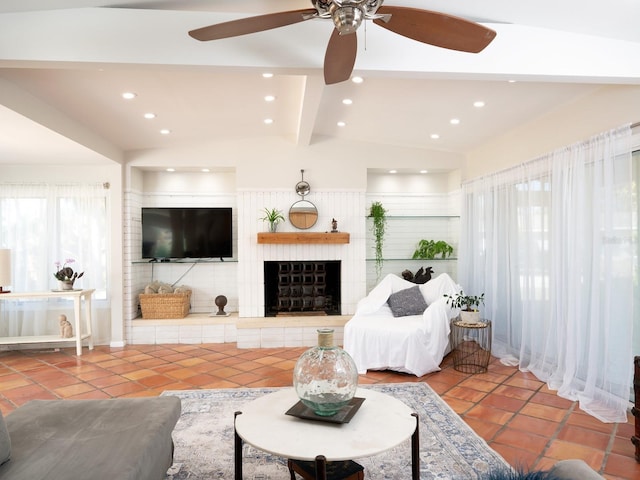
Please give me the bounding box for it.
[141,207,233,259]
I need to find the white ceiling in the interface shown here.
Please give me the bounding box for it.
[0,0,639,167]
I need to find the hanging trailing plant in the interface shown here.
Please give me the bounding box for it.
[369,201,387,281]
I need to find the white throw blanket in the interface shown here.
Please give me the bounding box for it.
[344,273,461,376]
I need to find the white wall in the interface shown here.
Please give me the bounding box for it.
[465,85,640,179]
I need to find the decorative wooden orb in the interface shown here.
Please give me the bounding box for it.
[214,295,228,315]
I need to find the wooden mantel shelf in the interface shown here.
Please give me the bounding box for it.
[257,232,350,244]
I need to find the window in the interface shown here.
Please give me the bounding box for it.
[0,183,108,299]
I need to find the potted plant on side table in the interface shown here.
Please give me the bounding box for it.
[444,290,485,324]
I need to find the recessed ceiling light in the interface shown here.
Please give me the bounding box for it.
[450,118,460,125]
[166,168,175,172]
[122,92,137,100]
[351,76,364,84]
[342,98,353,105]
[201,168,210,173]
[262,73,273,78]
[430,134,440,139]
[508,79,517,83]
[264,95,276,102]
[160,129,171,135]
[337,121,346,127]
[143,112,156,119]
[473,101,485,108]
[420,170,428,174]
[264,118,274,125]
[389,170,397,174]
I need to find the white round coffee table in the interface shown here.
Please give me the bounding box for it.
[233,387,419,479]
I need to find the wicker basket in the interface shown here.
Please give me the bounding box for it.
[139,291,191,319]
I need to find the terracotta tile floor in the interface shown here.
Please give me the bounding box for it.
[0,343,637,479]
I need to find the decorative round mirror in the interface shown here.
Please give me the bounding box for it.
[289,200,318,229]
[295,169,310,197]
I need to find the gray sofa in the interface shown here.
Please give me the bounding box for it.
[0,396,181,480]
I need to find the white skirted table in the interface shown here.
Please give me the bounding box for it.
[233,387,419,480]
[0,289,95,355]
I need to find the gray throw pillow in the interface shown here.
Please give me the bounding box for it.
[387,285,428,317]
[0,410,10,465]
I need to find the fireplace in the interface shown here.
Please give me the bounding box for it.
[264,261,341,317]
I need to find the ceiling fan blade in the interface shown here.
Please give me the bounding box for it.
[324,30,357,85]
[374,6,496,53]
[189,8,317,41]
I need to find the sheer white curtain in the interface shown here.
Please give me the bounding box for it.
[0,183,108,336]
[459,125,634,422]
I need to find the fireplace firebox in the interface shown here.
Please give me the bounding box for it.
[264,261,341,317]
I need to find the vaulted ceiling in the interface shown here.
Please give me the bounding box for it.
[0,0,639,166]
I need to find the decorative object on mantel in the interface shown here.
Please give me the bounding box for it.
[0,248,11,294]
[213,295,229,316]
[53,258,84,290]
[289,170,318,229]
[412,239,454,259]
[401,266,433,284]
[330,218,338,233]
[369,201,387,281]
[260,207,285,233]
[293,328,359,417]
[444,290,485,324]
[59,314,73,338]
[295,168,310,197]
[139,282,192,319]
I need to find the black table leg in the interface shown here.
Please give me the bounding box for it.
[234,411,243,479]
[314,455,327,480]
[411,413,419,480]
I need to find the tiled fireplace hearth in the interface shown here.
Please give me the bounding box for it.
[264,261,341,317]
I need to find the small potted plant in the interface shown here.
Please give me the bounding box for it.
[444,290,485,323]
[53,259,84,290]
[260,207,285,232]
[412,239,454,259]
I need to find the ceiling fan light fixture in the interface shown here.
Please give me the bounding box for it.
[331,5,364,34]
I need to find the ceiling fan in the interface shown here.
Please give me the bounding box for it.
[188,0,496,85]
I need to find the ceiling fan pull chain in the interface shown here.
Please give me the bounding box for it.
[364,17,367,50]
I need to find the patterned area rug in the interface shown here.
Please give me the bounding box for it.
[161,383,510,479]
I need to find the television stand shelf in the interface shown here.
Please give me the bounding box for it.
[0,289,94,355]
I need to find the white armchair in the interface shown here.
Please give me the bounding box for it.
[343,273,461,377]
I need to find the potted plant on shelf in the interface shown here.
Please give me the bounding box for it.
[412,239,454,259]
[260,207,285,232]
[369,201,387,281]
[444,290,485,323]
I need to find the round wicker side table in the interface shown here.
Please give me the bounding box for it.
[450,319,492,374]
